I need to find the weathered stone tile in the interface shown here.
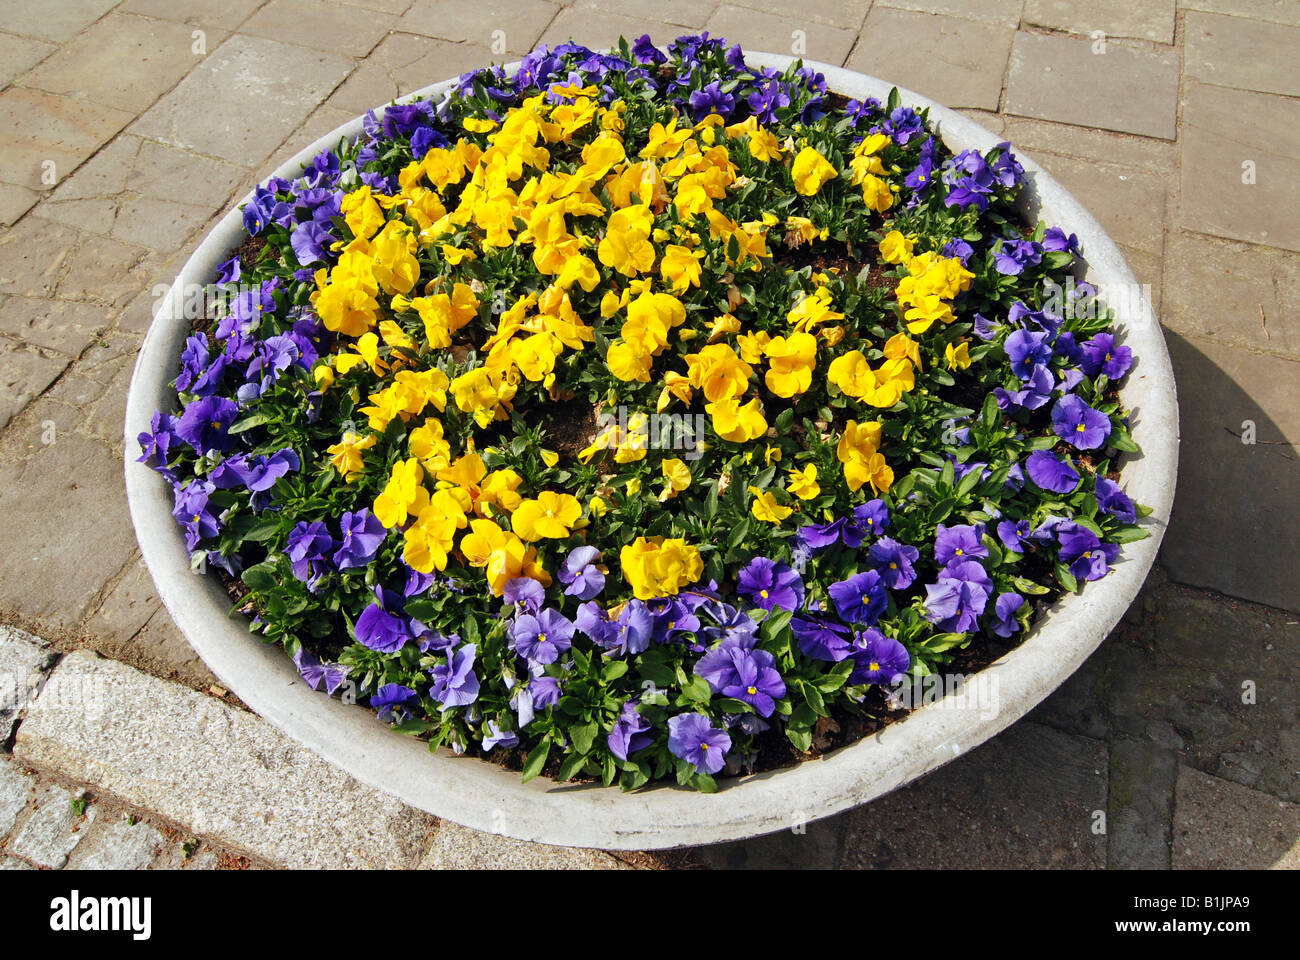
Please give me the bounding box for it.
[1005,31,1179,139]
[0,433,135,627]
[1025,0,1176,44]
[329,33,496,114]
[0,87,133,191]
[1174,765,1300,869]
[1162,230,1300,360]
[541,6,696,53]
[83,555,161,645]
[1180,81,1300,256]
[846,7,1014,110]
[103,605,220,689]
[698,0,868,30]
[0,340,71,431]
[1161,334,1300,613]
[418,818,627,869]
[53,232,150,307]
[66,815,168,869]
[694,811,849,868]
[342,0,415,13]
[0,755,38,838]
[1108,739,1177,868]
[399,0,560,54]
[129,35,354,166]
[1001,116,1178,173]
[119,0,265,29]
[0,627,56,744]
[241,0,398,57]
[703,5,858,70]
[0,296,109,355]
[1,0,119,43]
[1025,152,1167,256]
[19,13,214,114]
[0,183,40,227]
[880,0,1024,28]
[0,30,57,87]
[8,783,95,868]
[1179,0,1300,26]
[0,217,80,298]
[956,109,1006,136]
[14,651,434,869]
[843,722,1108,868]
[1185,9,1300,98]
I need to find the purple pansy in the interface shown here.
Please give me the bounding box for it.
[1057,524,1120,583]
[828,569,888,625]
[429,643,480,710]
[1051,394,1111,450]
[667,712,731,776]
[869,536,920,589]
[1026,449,1081,493]
[848,629,911,685]
[736,556,804,612]
[511,608,574,665]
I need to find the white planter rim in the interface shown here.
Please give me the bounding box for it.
[124,51,1179,850]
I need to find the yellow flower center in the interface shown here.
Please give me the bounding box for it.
[747,685,758,696]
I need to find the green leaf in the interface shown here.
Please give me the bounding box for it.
[570,720,598,755]
[521,739,551,783]
[1108,525,1151,544]
[601,659,629,682]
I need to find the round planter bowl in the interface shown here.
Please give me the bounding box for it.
[125,51,1179,850]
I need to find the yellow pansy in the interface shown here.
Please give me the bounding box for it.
[763,331,817,398]
[620,537,702,599]
[787,464,820,500]
[511,491,582,541]
[326,430,377,482]
[790,146,839,196]
[706,396,767,444]
[945,340,972,370]
[749,487,793,524]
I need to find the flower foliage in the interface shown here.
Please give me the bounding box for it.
[141,35,1149,791]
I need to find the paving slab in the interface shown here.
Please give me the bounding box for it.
[329,33,498,114]
[878,0,1022,28]
[241,0,398,57]
[1179,81,1300,254]
[129,34,354,166]
[398,0,561,54]
[0,340,72,432]
[19,13,214,114]
[118,0,266,29]
[1179,0,1300,26]
[1024,0,1176,44]
[842,722,1109,868]
[418,818,628,869]
[0,433,137,628]
[0,31,58,87]
[1184,9,1300,99]
[1100,581,1300,801]
[66,814,168,869]
[1108,738,1177,868]
[1173,764,1300,869]
[541,7,703,53]
[0,86,134,192]
[0,217,81,299]
[13,651,435,869]
[0,296,112,356]
[8,782,95,868]
[1000,116,1178,174]
[1025,151,1166,257]
[1160,333,1300,613]
[694,810,848,868]
[1005,30,1180,140]
[0,756,38,837]
[697,0,867,31]
[845,7,1013,111]
[119,607,221,689]
[0,627,56,743]
[1162,230,1300,360]
[52,232,151,308]
[705,5,858,67]
[0,183,41,228]
[1,0,120,44]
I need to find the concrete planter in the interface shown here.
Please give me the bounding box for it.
[124,52,1179,850]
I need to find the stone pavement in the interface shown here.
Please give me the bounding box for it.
[0,0,1295,869]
